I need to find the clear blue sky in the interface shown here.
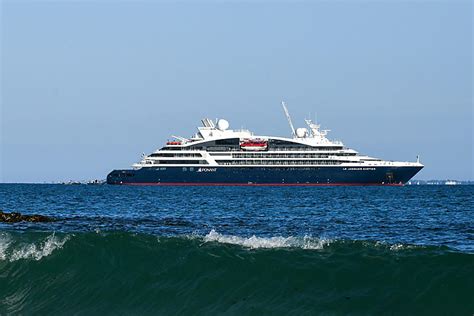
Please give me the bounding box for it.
[1,0,472,182]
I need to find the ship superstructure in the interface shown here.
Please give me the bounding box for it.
[107,103,423,185]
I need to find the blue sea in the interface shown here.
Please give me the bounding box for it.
[0,184,473,314]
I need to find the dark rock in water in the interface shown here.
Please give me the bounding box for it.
[0,210,54,223]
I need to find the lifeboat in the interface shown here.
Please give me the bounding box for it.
[166,141,182,146]
[240,139,268,151]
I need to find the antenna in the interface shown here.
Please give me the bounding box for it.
[281,101,296,137]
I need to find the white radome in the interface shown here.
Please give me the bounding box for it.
[217,119,230,131]
[296,128,307,138]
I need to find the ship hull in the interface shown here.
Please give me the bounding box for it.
[107,166,423,186]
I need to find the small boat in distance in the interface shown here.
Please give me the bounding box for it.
[107,102,423,186]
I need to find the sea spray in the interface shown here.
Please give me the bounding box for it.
[10,234,69,261]
[0,233,11,261]
[0,233,69,262]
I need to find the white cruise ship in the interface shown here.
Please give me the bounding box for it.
[107,103,423,186]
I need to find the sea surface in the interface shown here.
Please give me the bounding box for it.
[0,184,473,315]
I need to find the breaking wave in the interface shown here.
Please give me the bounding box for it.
[202,229,330,249]
[0,232,69,262]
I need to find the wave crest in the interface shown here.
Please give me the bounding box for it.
[0,233,69,262]
[203,230,330,250]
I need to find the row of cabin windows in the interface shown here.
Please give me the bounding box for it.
[150,160,208,165]
[149,153,202,158]
[231,153,355,159]
[223,167,347,171]
[217,160,345,166]
[154,167,344,171]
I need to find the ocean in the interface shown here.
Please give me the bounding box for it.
[0,184,473,315]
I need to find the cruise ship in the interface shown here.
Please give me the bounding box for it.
[107,103,423,186]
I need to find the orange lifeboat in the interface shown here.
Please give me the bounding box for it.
[166,141,182,146]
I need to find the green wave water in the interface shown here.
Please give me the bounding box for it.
[1,231,473,315]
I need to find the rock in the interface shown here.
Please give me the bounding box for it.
[0,210,54,223]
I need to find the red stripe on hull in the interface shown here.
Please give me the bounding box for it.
[117,182,404,187]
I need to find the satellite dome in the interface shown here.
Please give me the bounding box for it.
[217,119,229,131]
[296,128,307,138]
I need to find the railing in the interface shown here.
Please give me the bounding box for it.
[216,160,343,166]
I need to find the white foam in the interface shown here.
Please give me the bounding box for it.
[0,233,12,260]
[203,230,330,250]
[389,243,420,251]
[10,234,70,261]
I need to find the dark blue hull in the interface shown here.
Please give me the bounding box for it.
[107,166,423,186]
